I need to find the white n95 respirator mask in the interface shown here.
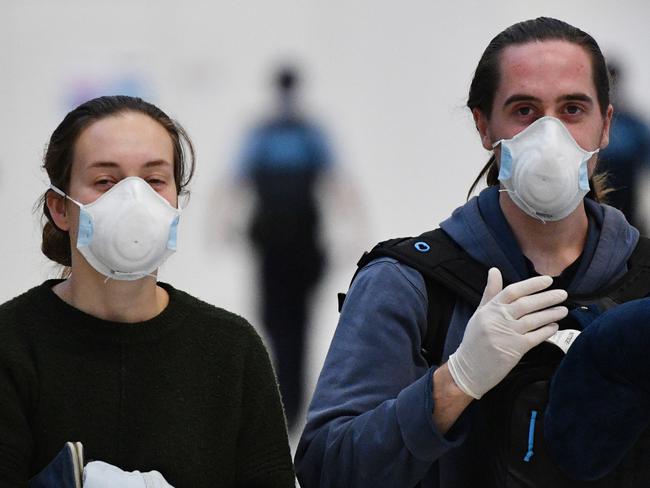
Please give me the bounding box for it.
[50,176,181,281]
[492,116,599,222]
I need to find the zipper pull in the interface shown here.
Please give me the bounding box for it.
[523,410,538,462]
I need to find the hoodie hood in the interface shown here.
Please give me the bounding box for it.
[440,186,639,294]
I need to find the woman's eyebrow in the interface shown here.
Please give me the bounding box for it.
[87,161,120,169]
[144,159,173,168]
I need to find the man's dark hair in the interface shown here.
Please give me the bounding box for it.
[466,17,611,199]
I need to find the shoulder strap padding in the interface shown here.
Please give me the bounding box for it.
[351,233,650,310]
[355,228,488,308]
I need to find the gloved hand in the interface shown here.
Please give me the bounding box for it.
[447,267,568,399]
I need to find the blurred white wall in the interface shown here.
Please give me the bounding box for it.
[1,0,649,442]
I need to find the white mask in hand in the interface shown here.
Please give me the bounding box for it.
[493,116,599,222]
[83,461,175,488]
[50,177,181,281]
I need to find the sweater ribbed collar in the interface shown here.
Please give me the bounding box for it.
[31,280,190,344]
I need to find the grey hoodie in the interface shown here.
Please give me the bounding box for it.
[296,186,639,488]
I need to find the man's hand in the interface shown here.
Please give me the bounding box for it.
[447,268,568,399]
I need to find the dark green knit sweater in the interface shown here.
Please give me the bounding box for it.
[0,280,295,487]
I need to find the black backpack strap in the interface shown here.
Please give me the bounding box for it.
[340,229,489,365]
[421,280,457,366]
[355,229,488,306]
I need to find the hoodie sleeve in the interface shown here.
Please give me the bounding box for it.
[295,258,469,487]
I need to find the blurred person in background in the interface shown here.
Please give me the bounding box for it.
[236,66,332,432]
[296,17,650,487]
[597,60,650,234]
[0,95,294,487]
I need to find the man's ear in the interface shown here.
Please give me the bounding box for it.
[46,190,70,231]
[473,108,494,151]
[599,104,614,149]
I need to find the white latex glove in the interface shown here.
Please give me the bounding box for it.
[83,461,174,488]
[447,267,568,399]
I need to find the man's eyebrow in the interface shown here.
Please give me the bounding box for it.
[86,160,172,169]
[557,93,594,104]
[503,94,542,107]
[502,93,595,107]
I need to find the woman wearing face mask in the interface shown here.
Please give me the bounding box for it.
[296,17,650,488]
[0,96,294,487]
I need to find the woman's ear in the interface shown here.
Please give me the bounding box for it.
[46,190,70,231]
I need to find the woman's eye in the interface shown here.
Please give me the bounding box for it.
[95,179,114,188]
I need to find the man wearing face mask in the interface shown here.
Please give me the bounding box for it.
[296,17,650,488]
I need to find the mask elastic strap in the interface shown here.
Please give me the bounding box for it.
[49,185,84,208]
[102,272,158,284]
[498,188,547,224]
[104,271,158,283]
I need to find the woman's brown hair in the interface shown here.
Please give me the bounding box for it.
[40,95,195,266]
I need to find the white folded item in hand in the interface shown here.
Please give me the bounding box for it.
[83,461,174,488]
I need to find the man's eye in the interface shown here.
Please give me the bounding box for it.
[517,107,533,116]
[566,105,582,115]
